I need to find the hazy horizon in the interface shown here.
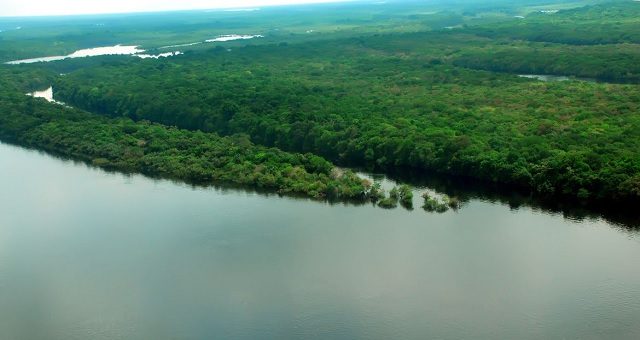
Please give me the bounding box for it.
[0,0,354,17]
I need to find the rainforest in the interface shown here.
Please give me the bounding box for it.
[3,1,640,339]
[1,0,640,212]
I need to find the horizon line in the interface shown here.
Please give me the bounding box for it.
[0,0,358,19]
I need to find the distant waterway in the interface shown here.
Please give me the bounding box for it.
[27,86,66,106]
[160,34,263,49]
[518,74,597,82]
[5,45,182,65]
[5,35,263,64]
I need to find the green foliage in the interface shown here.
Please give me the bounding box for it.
[453,42,640,83]
[48,32,640,205]
[1,0,639,209]
[470,2,640,45]
[398,184,414,209]
[422,193,449,213]
[389,187,400,201]
[446,196,461,210]
[0,72,368,202]
[368,182,385,202]
[376,186,402,209]
[378,196,398,209]
[0,0,527,62]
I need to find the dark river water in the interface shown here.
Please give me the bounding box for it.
[1,142,639,339]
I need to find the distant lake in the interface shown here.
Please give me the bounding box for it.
[27,86,69,106]
[5,45,181,65]
[205,34,264,42]
[160,34,263,49]
[1,142,639,339]
[5,45,143,64]
[518,74,597,82]
[5,35,264,64]
[28,87,55,102]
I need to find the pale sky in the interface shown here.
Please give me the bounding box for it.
[0,0,351,17]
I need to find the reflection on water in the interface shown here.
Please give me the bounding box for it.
[0,141,639,339]
[356,170,454,209]
[370,167,640,228]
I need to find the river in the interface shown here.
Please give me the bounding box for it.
[1,142,639,339]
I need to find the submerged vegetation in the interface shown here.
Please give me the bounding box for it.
[398,185,414,209]
[422,193,449,213]
[0,0,639,214]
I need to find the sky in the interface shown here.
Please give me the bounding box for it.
[0,0,351,17]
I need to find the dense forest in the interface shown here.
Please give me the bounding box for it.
[0,69,370,202]
[1,0,639,211]
[453,42,640,83]
[470,1,640,45]
[50,36,640,206]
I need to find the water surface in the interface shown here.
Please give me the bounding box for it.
[518,74,596,82]
[28,87,55,102]
[161,34,264,49]
[5,45,183,65]
[0,142,639,339]
[136,51,184,59]
[205,34,264,42]
[6,45,144,65]
[27,86,68,106]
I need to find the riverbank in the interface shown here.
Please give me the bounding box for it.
[2,84,639,224]
[0,89,373,203]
